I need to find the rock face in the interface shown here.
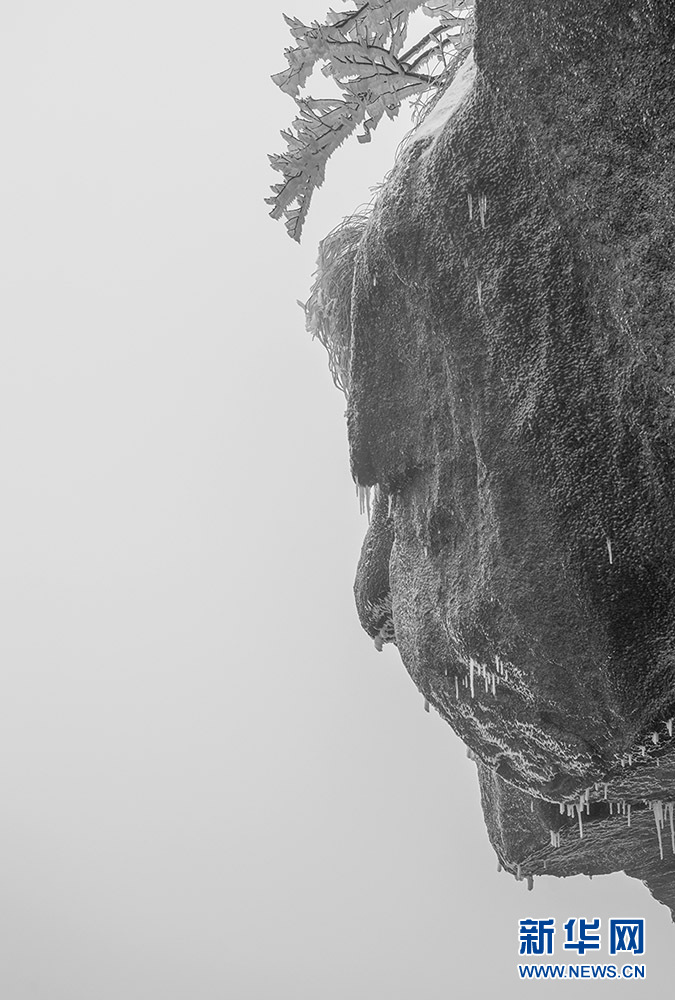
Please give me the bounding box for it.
[348,1,675,912]
[476,752,675,917]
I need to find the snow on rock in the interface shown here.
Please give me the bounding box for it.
[412,50,476,149]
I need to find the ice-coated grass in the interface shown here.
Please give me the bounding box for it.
[301,212,370,397]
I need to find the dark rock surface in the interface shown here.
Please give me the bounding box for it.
[348,1,675,913]
[477,750,675,917]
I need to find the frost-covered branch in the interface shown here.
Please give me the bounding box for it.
[267,0,474,241]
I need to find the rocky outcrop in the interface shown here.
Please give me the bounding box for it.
[476,751,675,918]
[348,1,675,912]
[353,487,396,651]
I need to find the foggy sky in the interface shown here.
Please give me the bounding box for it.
[0,2,672,997]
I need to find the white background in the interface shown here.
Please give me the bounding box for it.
[0,2,672,996]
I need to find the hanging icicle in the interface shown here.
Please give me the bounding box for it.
[478,192,487,229]
[651,801,665,860]
[356,485,373,521]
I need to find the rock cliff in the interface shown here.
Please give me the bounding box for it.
[347,0,675,914]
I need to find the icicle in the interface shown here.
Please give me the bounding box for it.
[526,875,534,892]
[667,718,674,737]
[497,861,502,872]
[476,278,483,307]
[424,698,430,713]
[492,674,496,697]
[669,802,675,855]
[606,537,613,563]
[627,803,631,827]
[559,802,565,815]
[467,192,473,220]
[577,803,584,839]
[531,799,534,812]
[652,801,664,860]
[357,485,372,519]
[652,731,660,745]
[516,864,522,881]
[628,754,633,767]
[469,660,475,698]
[455,676,459,699]
[478,192,487,229]
[603,783,608,799]
[609,801,613,815]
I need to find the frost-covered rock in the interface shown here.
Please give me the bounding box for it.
[348,0,675,912]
